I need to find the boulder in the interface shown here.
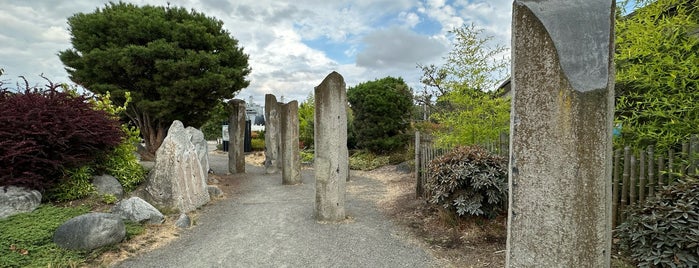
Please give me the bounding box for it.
[0,186,42,219]
[207,185,224,198]
[396,162,412,174]
[186,126,209,176]
[175,213,192,228]
[111,197,164,224]
[53,213,125,251]
[92,174,124,199]
[144,120,210,213]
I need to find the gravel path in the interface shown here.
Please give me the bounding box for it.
[114,144,438,268]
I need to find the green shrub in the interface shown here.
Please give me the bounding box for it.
[616,177,699,267]
[96,125,146,192]
[349,151,390,171]
[425,146,507,219]
[46,166,96,202]
[300,150,314,163]
[251,138,265,151]
[0,205,90,267]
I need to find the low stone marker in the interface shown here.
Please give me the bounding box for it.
[228,99,246,174]
[111,196,164,224]
[0,186,41,219]
[314,71,348,222]
[53,212,125,250]
[507,0,614,267]
[264,94,282,174]
[281,100,301,185]
[92,174,124,199]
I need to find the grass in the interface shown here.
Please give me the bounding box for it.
[349,150,410,171]
[0,203,147,268]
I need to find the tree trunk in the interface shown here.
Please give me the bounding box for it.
[128,109,167,161]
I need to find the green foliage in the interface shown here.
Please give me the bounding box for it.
[417,23,509,147]
[298,93,315,148]
[251,138,265,151]
[102,194,118,205]
[349,151,390,171]
[59,2,251,155]
[0,205,90,267]
[200,100,227,140]
[97,125,146,192]
[347,76,414,153]
[124,221,146,240]
[615,0,699,150]
[46,166,96,202]
[425,146,508,219]
[300,150,314,163]
[616,177,699,267]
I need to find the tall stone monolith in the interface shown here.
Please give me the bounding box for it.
[314,71,348,222]
[264,94,281,174]
[281,100,301,185]
[228,99,246,174]
[507,1,614,267]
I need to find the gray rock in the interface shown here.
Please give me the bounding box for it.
[0,186,42,219]
[186,126,209,176]
[396,162,412,174]
[207,185,224,198]
[53,212,125,250]
[111,197,164,224]
[175,213,191,228]
[93,174,124,199]
[144,120,210,213]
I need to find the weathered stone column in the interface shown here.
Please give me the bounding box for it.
[314,71,348,222]
[506,1,614,267]
[264,94,281,174]
[228,99,246,174]
[281,100,301,185]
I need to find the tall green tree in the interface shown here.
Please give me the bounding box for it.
[615,0,699,150]
[347,76,413,153]
[417,24,510,146]
[59,2,250,157]
[298,93,315,149]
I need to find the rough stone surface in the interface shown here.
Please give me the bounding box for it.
[145,120,210,214]
[53,212,126,250]
[93,174,124,199]
[314,72,348,222]
[111,197,164,224]
[228,99,246,174]
[281,100,301,185]
[186,127,210,177]
[264,94,282,174]
[507,1,614,267]
[207,185,224,198]
[396,162,411,174]
[0,186,41,219]
[175,213,191,228]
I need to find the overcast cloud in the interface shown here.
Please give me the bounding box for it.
[0,0,512,104]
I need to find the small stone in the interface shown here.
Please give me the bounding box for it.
[93,174,124,199]
[111,197,164,224]
[53,213,125,250]
[0,186,42,219]
[396,162,412,174]
[207,185,224,198]
[175,213,191,228]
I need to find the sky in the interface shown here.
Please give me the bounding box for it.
[0,0,513,105]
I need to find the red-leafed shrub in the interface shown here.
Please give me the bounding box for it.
[0,80,123,191]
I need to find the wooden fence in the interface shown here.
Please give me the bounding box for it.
[414,131,699,228]
[611,135,699,228]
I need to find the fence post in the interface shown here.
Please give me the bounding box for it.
[415,131,422,198]
[648,145,655,198]
[629,155,637,207]
[612,149,621,228]
[657,154,665,189]
[681,142,689,177]
[639,149,646,204]
[690,135,698,176]
[668,149,675,184]
[621,147,630,221]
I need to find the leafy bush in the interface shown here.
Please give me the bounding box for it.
[251,138,265,151]
[616,177,699,267]
[349,151,390,171]
[0,80,123,191]
[96,125,145,192]
[425,146,507,219]
[300,150,314,163]
[46,166,96,202]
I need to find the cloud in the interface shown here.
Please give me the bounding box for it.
[356,27,447,69]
